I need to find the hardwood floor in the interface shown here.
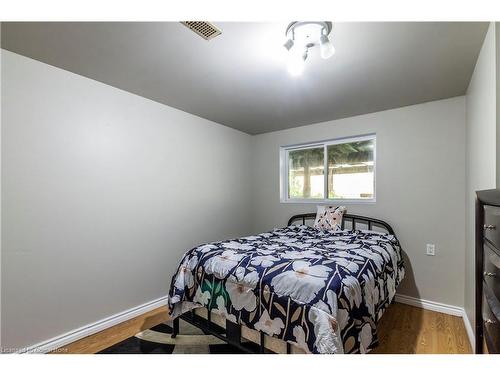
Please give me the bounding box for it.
[371,303,472,354]
[54,303,472,354]
[53,306,169,354]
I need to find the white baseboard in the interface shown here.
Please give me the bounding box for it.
[19,295,168,354]
[395,293,475,353]
[462,310,476,354]
[19,293,476,354]
[394,293,463,316]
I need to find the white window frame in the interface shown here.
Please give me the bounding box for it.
[280,134,376,204]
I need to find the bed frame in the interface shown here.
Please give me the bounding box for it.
[288,212,395,235]
[169,213,395,354]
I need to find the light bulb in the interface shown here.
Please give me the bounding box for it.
[283,38,294,51]
[319,34,335,59]
[287,48,307,76]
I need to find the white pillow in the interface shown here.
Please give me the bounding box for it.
[313,206,346,231]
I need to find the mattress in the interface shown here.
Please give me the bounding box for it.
[168,225,405,354]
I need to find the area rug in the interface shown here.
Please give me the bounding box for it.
[98,318,248,354]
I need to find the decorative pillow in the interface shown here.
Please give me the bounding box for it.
[313,206,346,231]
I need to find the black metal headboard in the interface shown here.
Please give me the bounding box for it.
[287,213,395,235]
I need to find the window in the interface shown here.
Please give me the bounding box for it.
[288,146,325,199]
[281,135,376,202]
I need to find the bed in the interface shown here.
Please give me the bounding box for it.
[168,213,405,354]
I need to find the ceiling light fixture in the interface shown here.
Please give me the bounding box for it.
[283,21,335,76]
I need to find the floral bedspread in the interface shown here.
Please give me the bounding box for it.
[168,225,405,354]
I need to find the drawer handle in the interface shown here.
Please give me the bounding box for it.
[484,224,496,230]
[485,319,496,325]
[484,272,497,277]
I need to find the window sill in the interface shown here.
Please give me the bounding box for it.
[280,198,376,205]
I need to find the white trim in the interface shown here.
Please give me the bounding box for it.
[462,310,476,354]
[16,293,477,353]
[280,198,377,204]
[395,293,463,316]
[395,293,475,352]
[18,295,168,354]
[280,133,377,204]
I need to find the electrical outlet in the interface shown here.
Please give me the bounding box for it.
[426,244,435,256]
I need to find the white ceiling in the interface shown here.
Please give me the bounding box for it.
[1,22,488,134]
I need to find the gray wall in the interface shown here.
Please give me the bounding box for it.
[1,50,253,349]
[0,47,478,349]
[251,97,466,307]
[465,22,497,335]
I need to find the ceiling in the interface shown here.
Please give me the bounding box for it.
[1,22,488,135]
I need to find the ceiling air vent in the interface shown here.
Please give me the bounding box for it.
[181,21,222,41]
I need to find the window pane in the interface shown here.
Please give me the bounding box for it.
[288,147,324,199]
[327,139,374,200]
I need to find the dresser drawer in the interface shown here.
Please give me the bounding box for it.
[483,242,500,302]
[483,283,500,353]
[484,205,500,250]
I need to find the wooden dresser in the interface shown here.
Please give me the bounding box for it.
[476,189,500,353]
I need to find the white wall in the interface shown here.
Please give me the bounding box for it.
[252,97,466,307]
[1,50,253,349]
[465,22,497,335]
[0,45,482,350]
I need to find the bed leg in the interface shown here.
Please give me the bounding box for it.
[260,332,265,354]
[226,320,242,347]
[207,308,212,331]
[286,342,291,354]
[171,317,179,338]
